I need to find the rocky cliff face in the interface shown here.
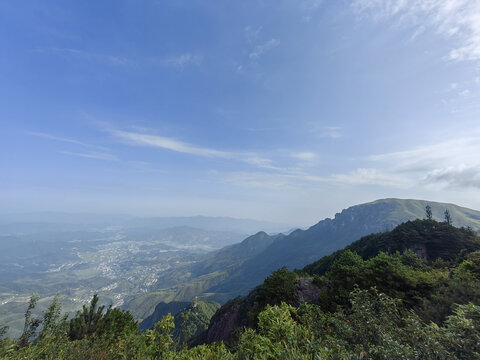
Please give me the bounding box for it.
[202,277,322,344]
[205,299,244,343]
[293,277,323,306]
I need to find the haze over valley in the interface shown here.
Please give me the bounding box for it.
[0,215,285,336]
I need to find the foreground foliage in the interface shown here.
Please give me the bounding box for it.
[1,288,479,359]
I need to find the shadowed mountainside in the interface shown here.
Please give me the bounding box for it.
[199,218,480,344]
[205,198,480,297]
[127,199,480,323]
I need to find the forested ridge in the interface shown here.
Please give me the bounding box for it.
[1,219,480,359]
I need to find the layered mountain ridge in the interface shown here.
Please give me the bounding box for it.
[125,198,480,319]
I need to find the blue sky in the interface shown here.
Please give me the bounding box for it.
[1,0,480,225]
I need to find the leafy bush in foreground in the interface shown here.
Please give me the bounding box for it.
[2,287,479,359]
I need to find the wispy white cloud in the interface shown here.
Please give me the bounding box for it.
[309,124,343,139]
[28,131,109,151]
[59,151,119,161]
[29,132,92,147]
[249,39,280,59]
[369,136,480,172]
[291,152,317,162]
[109,125,480,191]
[264,133,480,190]
[243,156,275,168]
[31,131,118,162]
[244,26,263,43]
[423,165,480,189]
[290,151,318,167]
[238,26,280,72]
[128,161,166,173]
[221,171,300,190]
[112,130,229,158]
[37,47,204,69]
[365,134,480,189]
[35,47,132,66]
[110,129,282,170]
[164,53,203,68]
[218,161,407,190]
[328,168,412,187]
[234,167,409,189]
[352,0,480,62]
[300,0,324,23]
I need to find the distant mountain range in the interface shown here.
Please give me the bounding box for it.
[0,213,288,235]
[126,198,480,316]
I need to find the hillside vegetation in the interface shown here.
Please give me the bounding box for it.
[2,218,480,359]
[304,219,479,274]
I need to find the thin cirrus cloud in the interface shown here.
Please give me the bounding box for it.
[29,131,93,147]
[111,127,480,191]
[367,135,480,189]
[320,135,480,189]
[34,47,132,66]
[308,124,343,139]
[110,129,277,169]
[237,26,280,72]
[244,26,263,44]
[28,131,110,151]
[300,0,324,22]
[37,48,204,69]
[225,134,480,190]
[352,0,480,62]
[290,151,318,163]
[249,39,280,59]
[29,131,118,161]
[163,53,203,68]
[369,136,480,173]
[221,171,306,190]
[59,151,119,162]
[220,167,409,190]
[111,130,231,158]
[327,168,412,188]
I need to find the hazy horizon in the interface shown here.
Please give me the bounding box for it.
[2,1,480,225]
[2,196,479,230]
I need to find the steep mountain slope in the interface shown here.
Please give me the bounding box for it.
[200,219,480,344]
[139,301,189,331]
[139,300,220,344]
[171,301,220,344]
[122,231,282,318]
[191,231,282,276]
[207,198,480,297]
